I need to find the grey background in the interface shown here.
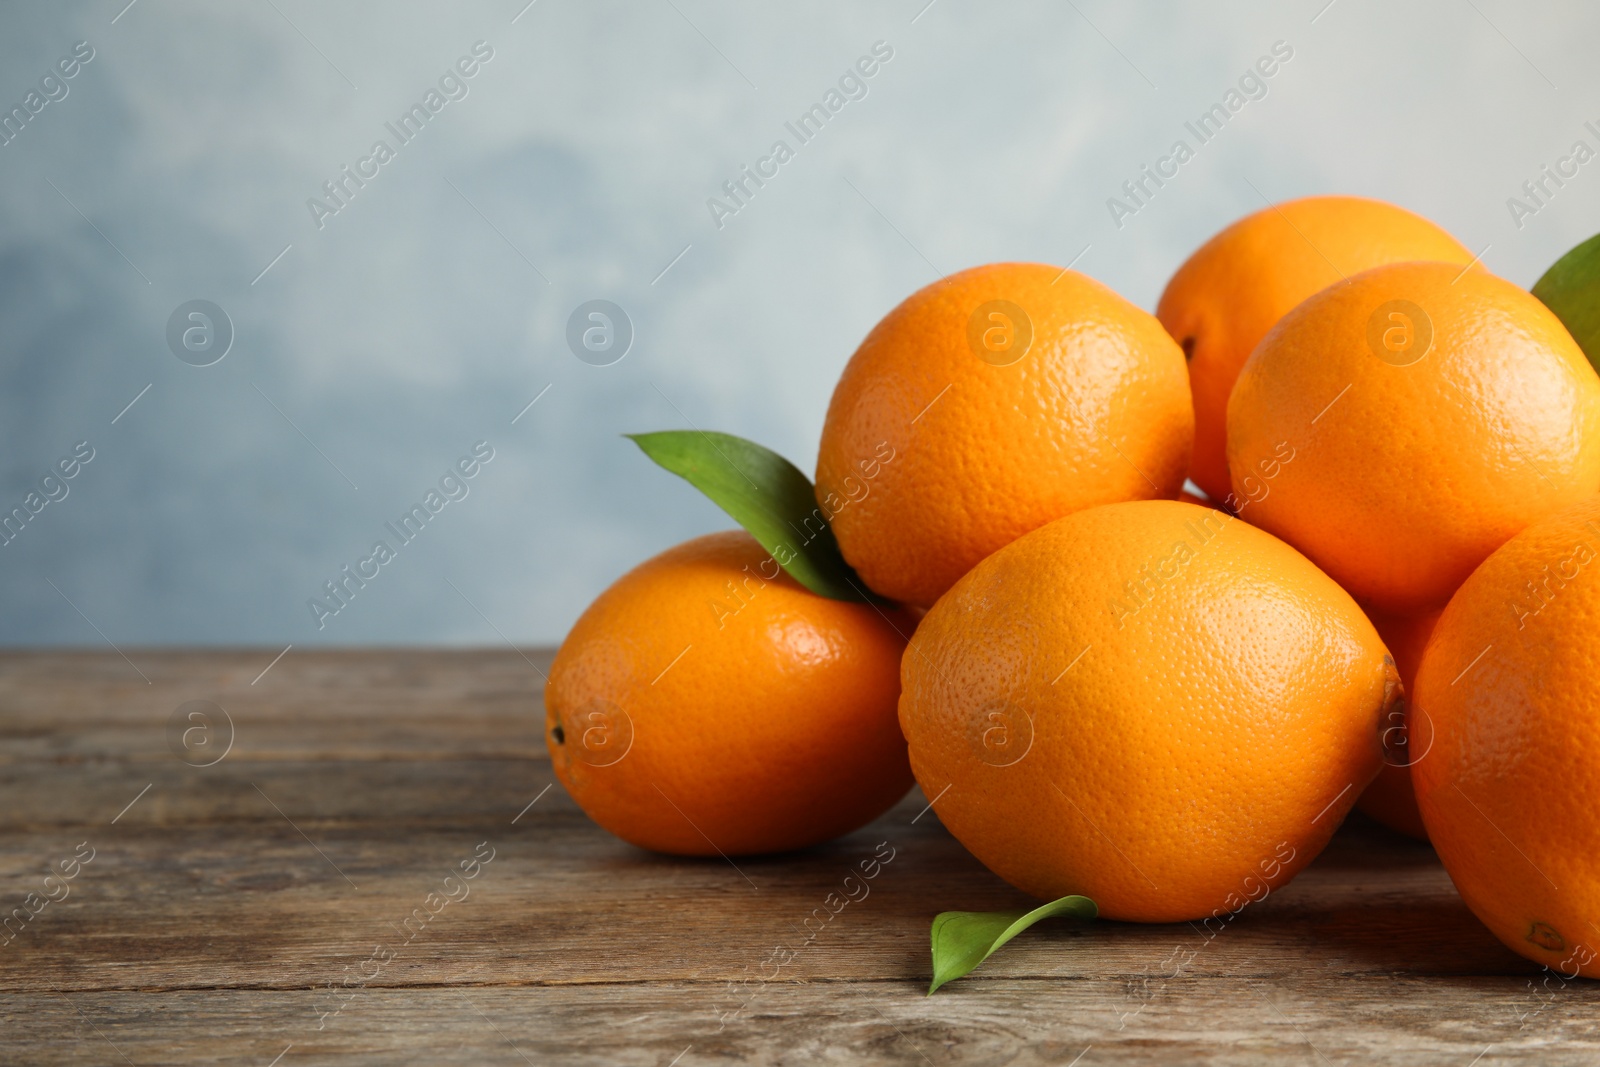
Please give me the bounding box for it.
[0,0,1592,648]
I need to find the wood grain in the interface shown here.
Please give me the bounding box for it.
[0,651,1587,1065]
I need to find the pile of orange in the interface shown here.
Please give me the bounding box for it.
[547,194,1600,978]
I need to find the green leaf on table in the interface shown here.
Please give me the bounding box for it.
[928,894,1097,995]
[627,430,879,603]
[1533,231,1600,375]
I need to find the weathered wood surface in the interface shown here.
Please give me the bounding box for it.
[1,650,1595,1065]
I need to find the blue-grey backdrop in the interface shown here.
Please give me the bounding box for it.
[0,0,1593,647]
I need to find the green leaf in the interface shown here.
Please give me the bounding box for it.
[928,895,1097,995]
[627,430,878,603]
[1533,232,1600,375]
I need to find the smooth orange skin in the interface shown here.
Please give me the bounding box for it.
[1159,195,1473,502]
[545,531,914,856]
[899,500,1396,922]
[1355,607,1442,840]
[1229,261,1600,615]
[817,263,1193,608]
[1414,497,1600,977]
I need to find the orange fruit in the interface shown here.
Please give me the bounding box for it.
[1414,497,1600,976]
[1228,260,1600,615]
[1354,607,1442,840]
[816,263,1192,608]
[545,531,914,855]
[1158,195,1473,502]
[899,499,1398,922]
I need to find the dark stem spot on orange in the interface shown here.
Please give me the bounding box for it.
[1181,336,1196,361]
[1527,921,1566,952]
[551,724,566,745]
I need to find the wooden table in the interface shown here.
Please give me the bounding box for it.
[1,650,1595,1065]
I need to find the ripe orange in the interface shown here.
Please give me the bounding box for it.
[1413,497,1600,976]
[1354,607,1442,840]
[1228,260,1600,615]
[899,500,1398,922]
[1158,195,1473,502]
[816,263,1192,608]
[545,531,914,856]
